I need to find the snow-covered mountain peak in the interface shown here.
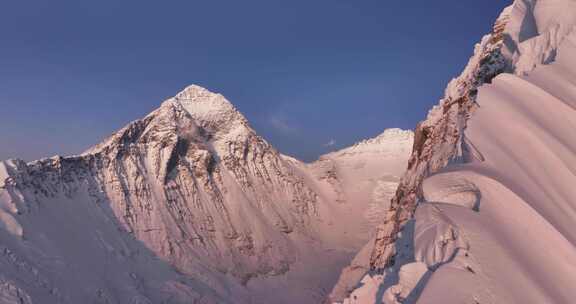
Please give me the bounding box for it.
[85,84,255,159]
[326,128,413,158]
[174,84,214,99]
[163,85,255,148]
[370,128,413,143]
[169,84,249,135]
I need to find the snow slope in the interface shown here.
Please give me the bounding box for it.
[0,85,413,303]
[414,34,576,303]
[313,129,413,242]
[339,0,576,303]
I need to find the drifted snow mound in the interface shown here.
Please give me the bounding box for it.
[338,0,576,303]
[0,84,412,303]
[422,172,480,211]
[419,37,576,302]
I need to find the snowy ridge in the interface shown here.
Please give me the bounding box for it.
[368,1,514,275]
[410,31,576,303]
[327,129,413,157]
[312,129,413,241]
[317,130,414,302]
[338,0,576,303]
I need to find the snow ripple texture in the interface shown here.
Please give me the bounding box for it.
[338,0,576,303]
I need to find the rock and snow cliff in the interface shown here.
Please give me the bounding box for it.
[336,0,576,303]
[0,85,413,303]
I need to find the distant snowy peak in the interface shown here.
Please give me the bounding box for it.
[85,84,257,156]
[173,83,216,100]
[356,128,413,146]
[326,128,413,158]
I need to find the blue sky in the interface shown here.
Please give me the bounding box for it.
[0,0,509,162]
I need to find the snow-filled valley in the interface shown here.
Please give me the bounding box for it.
[2,0,576,303]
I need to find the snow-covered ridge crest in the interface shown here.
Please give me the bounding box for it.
[368,2,514,271]
[336,0,576,303]
[347,128,413,149]
[326,129,413,158]
[369,0,576,270]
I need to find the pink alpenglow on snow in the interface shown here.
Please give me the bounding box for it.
[1,0,576,303]
[336,0,576,303]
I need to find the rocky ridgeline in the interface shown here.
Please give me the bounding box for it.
[369,0,576,273]
[369,6,513,270]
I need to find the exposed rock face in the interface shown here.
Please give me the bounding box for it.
[84,86,322,282]
[0,85,413,303]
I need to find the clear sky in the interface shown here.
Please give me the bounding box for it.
[0,0,509,162]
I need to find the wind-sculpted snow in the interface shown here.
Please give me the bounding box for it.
[331,6,515,303]
[504,0,576,74]
[422,173,480,211]
[0,84,412,303]
[425,38,576,302]
[368,3,514,271]
[339,0,576,303]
